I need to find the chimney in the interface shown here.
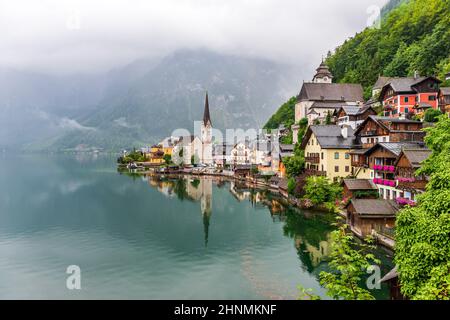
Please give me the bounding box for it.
[414,70,420,79]
[341,126,348,139]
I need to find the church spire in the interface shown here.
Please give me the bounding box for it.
[203,91,212,126]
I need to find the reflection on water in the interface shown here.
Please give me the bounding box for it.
[0,154,392,299]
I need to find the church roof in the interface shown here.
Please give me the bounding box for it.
[203,92,212,126]
[298,83,364,102]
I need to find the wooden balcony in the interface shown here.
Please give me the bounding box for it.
[305,156,320,164]
[396,178,427,191]
[304,169,327,177]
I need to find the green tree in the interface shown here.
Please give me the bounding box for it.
[424,108,443,123]
[264,97,297,130]
[395,115,450,300]
[163,154,172,164]
[319,223,380,300]
[303,176,342,210]
[287,177,296,196]
[325,111,333,125]
[284,156,305,178]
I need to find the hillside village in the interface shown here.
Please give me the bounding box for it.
[119,60,450,250]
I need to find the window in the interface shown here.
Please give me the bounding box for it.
[429,95,436,101]
[382,137,387,142]
[345,153,350,160]
[405,107,409,114]
[334,152,339,159]
[335,166,339,173]
[321,165,324,171]
[345,166,350,173]
[321,152,324,160]
[404,97,409,103]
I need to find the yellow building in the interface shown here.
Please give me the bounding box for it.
[301,125,355,182]
[147,145,165,165]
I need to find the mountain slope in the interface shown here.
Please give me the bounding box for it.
[50,50,297,151]
[326,0,450,99]
[263,0,450,130]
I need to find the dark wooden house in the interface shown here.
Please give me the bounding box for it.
[342,179,378,200]
[345,199,399,238]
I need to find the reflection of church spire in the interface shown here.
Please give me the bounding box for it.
[203,212,210,248]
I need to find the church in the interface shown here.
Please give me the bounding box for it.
[176,92,214,165]
[292,61,364,143]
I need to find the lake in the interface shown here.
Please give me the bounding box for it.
[0,154,393,299]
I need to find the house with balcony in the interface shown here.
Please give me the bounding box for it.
[394,148,432,205]
[349,116,425,179]
[334,105,377,129]
[379,75,441,119]
[439,87,450,116]
[364,142,427,200]
[301,125,358,181]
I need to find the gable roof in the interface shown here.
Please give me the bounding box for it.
[440,87,450,95]
[373,76,392,90]
[354,116,423,136]
[301,125,359,149]
[365,142,426,158]
[298,83,364,102]
[343,179,377,191]
[379,76,442,100]
[395,148,432,168]
[349,199,399,217]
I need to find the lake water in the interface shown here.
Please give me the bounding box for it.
[0,154,393,299]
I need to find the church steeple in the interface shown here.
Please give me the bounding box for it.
[203,91,212,127]
[312,60,333,83]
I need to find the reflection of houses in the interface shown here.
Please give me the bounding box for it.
[294,233,333,268]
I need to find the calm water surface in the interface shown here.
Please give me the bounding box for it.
[0,154,393,299]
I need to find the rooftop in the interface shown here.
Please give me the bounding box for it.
[302,125,358,149]
[298,83,364,102]
[343,179,377,191]
[349,199,399,217]
[399,149,432,168]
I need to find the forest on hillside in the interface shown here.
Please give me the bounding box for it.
[265,0,450,129]
[327,0,450,99]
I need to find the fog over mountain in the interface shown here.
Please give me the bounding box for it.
[0,0,388,151]
[0,50,299,151]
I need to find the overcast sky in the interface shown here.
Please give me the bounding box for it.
[0,0,387,75]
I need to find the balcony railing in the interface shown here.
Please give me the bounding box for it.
[373,178,397,187]
[360,130,377,137]
[304,169,326,177]
[305,156,320,164]
[376,225,396,240]
[373,165,396,173]
[396,177,427,190]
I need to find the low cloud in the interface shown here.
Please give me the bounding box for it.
[0,0,387,75]
[59,117,96,131]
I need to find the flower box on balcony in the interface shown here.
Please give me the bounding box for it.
[388,166,395,172]
[396,197,417,207]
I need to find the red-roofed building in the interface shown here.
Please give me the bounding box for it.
[379,75,441,118]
